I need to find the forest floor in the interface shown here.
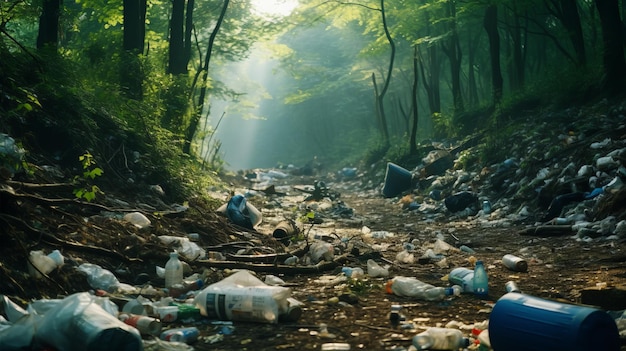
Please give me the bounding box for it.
[2,166,626,351]
[2,99,626,351]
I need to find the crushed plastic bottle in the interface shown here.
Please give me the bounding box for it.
[366,259,389,277]
[385,276,458,301]
[412,327,470,350]
[448,267,474,293]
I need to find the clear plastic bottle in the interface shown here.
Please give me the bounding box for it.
[412,327,470,350]
[164,251,183,289]
[473,260,488,298]
[385,276,457,301]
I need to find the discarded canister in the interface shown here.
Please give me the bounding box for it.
[160,327,199,344]
[279,297,303,322]
[489,292,620,351]
[272,220,298,245]
[382,162,412,198]
[502,254,528,272]
[505,281,521,293]
[119,313,162,336]
[389,304,403,326]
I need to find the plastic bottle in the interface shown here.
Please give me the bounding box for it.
[366,259,389,277]
[502,254,528,272]
[412,327,470,350]
[119,313,162,336]
[448,267,474,293]
[473,260,489,298]
[385,276,458,301]
[160,327,199,344]
[164,251,183,289]
[341,267,364,278]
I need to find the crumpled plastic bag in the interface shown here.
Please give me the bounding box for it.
[158,235,206,261]
[217,195,262,229]
[76,263,121,292]
[0,293,142,351]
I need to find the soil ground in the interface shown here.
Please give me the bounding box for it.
[1,170,626,351]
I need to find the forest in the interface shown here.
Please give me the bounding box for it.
[0,0,625,186]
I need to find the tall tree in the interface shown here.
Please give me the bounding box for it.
[184,0,229,155]
[440,0,463,113]
[37,0,61,49]
[484,4,503,106]
[594,0,626,95]
[545,0,586,66]
[410,46,419,155]
[375,0,394,147]
[168,0,195,74]
[121,0,146,99]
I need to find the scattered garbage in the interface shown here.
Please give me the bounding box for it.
[27,249,63,278]
[0,133,26,177]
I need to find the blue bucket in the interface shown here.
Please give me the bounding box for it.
[382,162,412,198]
[489,293,619,351]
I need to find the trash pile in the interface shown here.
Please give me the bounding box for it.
[2,100,626,350]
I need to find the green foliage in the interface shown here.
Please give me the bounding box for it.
[73,152,104,202]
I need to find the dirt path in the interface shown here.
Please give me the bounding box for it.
[188,178,626,351]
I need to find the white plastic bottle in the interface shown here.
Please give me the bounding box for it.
[164,251,183,289]
[412,327,470,350]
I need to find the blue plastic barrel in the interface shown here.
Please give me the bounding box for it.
[489,293,619,351]
[381,162,412,198]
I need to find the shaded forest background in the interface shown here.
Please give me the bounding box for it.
[1,0,625,194]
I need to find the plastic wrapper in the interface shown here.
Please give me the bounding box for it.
[158,235,206,261]
[77,263,121,292]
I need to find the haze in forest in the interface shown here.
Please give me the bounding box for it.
[1,0,624,177]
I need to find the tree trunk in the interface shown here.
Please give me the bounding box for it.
[441,1,463,113]
[169,0,186,74]
[467,27,480,107]
[546,0,586,66]
[376,0,394,147]
[418,45,441,116]
[595,0,626,95]
[184,0,195,69]
[121,0,146,99]
[410,46,419,155]
[37,0,61,50]
[484,4,503,106]
[184,0,229,155]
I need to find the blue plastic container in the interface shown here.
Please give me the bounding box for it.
[382,162,412,198]
[489,293,619,351]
